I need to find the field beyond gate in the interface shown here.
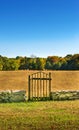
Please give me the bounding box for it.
[0,70,79,91]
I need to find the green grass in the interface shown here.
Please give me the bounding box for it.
[0,100,79,130]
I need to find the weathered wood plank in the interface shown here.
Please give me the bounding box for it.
[28,75,30,100]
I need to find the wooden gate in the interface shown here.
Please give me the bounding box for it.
[28,71,52,101]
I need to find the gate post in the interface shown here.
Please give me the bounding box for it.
[28,75,30,101]
[49,72,51,99]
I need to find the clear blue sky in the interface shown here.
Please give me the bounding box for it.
[0,0,79,58]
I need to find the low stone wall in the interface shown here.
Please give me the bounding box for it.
[0,90,26,103]
[0,90,79,102]
[50,91,79,100]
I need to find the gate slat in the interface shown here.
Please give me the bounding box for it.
[49,73,51,99]
[46,74,47,97]
[28,75,30,101]
[31,75,33,99]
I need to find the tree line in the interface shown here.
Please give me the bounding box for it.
[0,54,79,70]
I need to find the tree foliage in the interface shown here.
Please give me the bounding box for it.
[0,54,79,70]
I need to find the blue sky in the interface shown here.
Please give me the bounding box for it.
[0,0,79,58]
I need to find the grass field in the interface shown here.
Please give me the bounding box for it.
[0,100,79,130]
[0,70,79,91]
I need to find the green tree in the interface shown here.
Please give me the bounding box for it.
[0,56,3,70]
[36,58,46,70]
[67,54,79,70]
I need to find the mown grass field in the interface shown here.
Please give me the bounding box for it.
[0,70,79,91]
[0,100,79,130]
